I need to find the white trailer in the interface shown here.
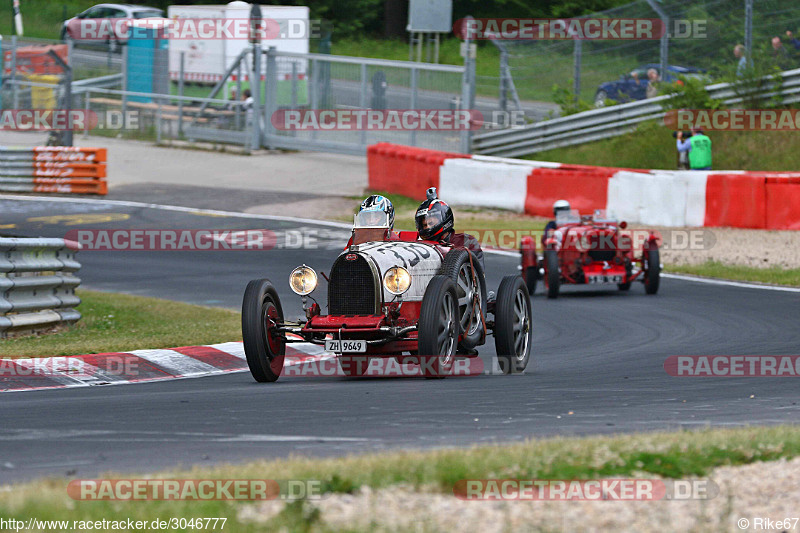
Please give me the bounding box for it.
[167,2,309,103]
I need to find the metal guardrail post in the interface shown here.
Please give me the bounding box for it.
[263,46,277,149]
[409,66,418,147]
[156,100,162,144]
[121,43,128,129]
[83,90,89,138]
[459,19,476,154]
[744,0,753,66]
[0,238,82,338]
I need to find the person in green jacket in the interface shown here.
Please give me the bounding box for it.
[677,128,712,170]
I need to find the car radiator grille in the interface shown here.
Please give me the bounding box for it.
[328,254,377,315]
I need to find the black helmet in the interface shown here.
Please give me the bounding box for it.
[415,190,454,241]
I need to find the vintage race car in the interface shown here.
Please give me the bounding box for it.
[520,210,661,299]
[242,211,532,382]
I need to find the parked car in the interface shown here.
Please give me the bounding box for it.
[594,64,709,107]
[520,209,661,299]
[61,3,164,51]
[242,210,533,382]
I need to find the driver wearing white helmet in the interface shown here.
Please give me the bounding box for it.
[543,199,570,243]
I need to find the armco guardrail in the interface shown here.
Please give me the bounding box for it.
[473,68,800,158]
[0,147,107,194]
[0,238,81,338]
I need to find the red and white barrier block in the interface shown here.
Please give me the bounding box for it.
[367,143,800,229]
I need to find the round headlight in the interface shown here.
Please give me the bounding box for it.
[383,266,411,295]
[289,265,318,296]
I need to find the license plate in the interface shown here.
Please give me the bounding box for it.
[324,339,367,353]
[588,274,623,284]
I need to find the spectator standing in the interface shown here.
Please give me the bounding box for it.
[677,128,712,171]
[734,44,748,77]
[772,36,791,69]
[242,89,253,126]
[785,30,800,50]
[645,68,660,99]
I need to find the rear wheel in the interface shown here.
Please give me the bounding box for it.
[438,249,486,351]
[417,275,458,378]
[644,244,661,295]
[494,275,532,374]
[242,279,285,383]
[544,250,560,299]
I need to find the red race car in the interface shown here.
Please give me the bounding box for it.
[520,209,661,299]
[242,210,532,382]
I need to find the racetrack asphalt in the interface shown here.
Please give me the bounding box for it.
[1,194,799,484]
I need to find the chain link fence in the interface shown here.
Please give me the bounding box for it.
[494,0,800,113]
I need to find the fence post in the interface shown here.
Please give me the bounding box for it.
[459,17,475,154]
[178,51,184,136]
[744,0,753,66]
[360,63,368,149]
[83,91,90,138]
[409,66,418,147]
[499,47,508,112]
[263,46,277,150]
[121,43,128,129]
[11,35,17,110]
[646,0,669,83]
[156,100,162,144]
[251,44,262,151]
[573,38,582,103]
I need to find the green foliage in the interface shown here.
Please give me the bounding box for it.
[551,84,597,116]
[660,76,724,112]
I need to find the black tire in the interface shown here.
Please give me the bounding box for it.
[242,279,285,383]
[544,250,560,299]
[339,355,370,377]
[417,275,458,378]
[494,275,532,374]
[524,265,538,295]
[438,248,486,351]
[617,281,632,291]
[644,245,661,295]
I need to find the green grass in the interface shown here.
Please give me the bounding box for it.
[0,290,241,358]
[0,0,97,40]
[667,261,800,287]
[1,425,798,531]
[533,120,800,171]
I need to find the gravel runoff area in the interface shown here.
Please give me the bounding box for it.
[240,456,800,532]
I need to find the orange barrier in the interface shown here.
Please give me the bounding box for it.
[525,168,614,217]
[704,174,766,229]
[367,143,468,198]
[0,147,107,195]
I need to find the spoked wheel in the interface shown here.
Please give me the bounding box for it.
[418,275,459,378]
[494,275,532,374]
[242,279,286,383]
[339,355,370,377]
[544,250,560,299]
[438,249,486,351]
[644,243,661,295]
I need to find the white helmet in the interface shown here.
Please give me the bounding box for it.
[553,199,570,216]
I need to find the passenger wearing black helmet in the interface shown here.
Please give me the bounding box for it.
[414,187,484,270]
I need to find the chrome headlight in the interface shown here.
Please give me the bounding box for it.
[289,265,317,296]
[383,266,411,296]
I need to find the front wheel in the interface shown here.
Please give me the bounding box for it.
[544,250,560,299]
[418,275,458,378]
[644,244,661,295]
[494,275,532,374]
[242,279,286,383]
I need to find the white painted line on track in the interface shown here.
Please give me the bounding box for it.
[3,195,799,293]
